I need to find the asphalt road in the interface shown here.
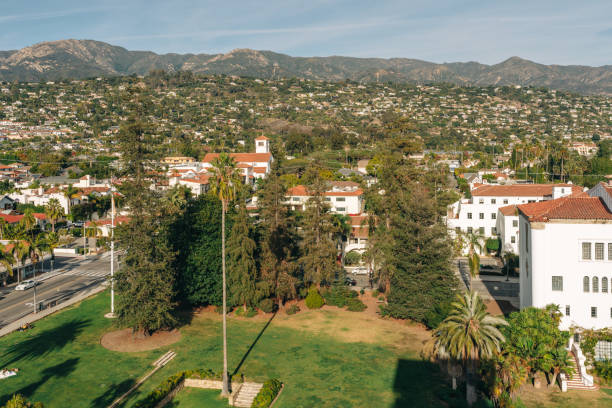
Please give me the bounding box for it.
[0,253,112,329]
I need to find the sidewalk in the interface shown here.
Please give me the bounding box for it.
[477,275,519,283]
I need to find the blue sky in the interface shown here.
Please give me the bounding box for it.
[1,0,611,66]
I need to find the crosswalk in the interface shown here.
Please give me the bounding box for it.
[61,268,109,278]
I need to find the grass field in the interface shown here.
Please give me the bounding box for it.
[0,291,610,407]
[167,388,229,407]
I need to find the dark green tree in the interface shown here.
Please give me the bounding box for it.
[227,205,258,311]
[385,185,458,323]
[114,116,177,335]
[299,166,338,287]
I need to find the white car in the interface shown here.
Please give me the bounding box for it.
[351,267,369,275]
[15,280,37,291]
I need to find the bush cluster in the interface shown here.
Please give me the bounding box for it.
[594,360,612,384]
[258,298,278,313]
[285,304,300,315]
[305,287,324,309]
[321,285,357,307]
[134,371,187,408]
[346,298,366,312]
[235,306,258,317]
[251,378,282,408]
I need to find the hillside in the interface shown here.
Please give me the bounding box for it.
[0,40,611,95]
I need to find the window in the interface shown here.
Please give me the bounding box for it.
[479,227,485,235]
[583,276,590,292]
[503,199,509,204]
[479,199,484,204]
[491,199,496,204]
[582,242,592,260]
[491,227,496,235]
[292,197,300,202]
[565,305,570,316]
[512,220,518,227]
[467,212,472,219]
[455,227,461,234]
[511,236,516,244]
[335,197,346,202]
[467,227,473,234]
[324,197,331,202]
[336,207,346,212]
[603,277,609,293]
[528,200,536,203]
[552,276,563,291]
[591,307,597,318]
[491,213,496,219]
[257,141,264,146]
[593,276,599,293]
[595,243,604,260]
[479,213,484,219]
[609,243,612,260]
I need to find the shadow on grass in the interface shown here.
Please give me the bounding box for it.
[90,378,136,408]
[174,306,195,328]
[231,312,276,376]
[0,357,79,406]
[1,318,91,367]
[393,358,468,408]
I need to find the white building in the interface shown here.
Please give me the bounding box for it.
[201,136,273,181]
[518,186,612,330]
[285,181,364,216]
[447,183,582,253]
[497,205,520,254]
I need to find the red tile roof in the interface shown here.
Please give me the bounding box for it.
[86,216,130,227]
[518,196,612,222]
[471,183,582,197]
[202,152,272,164]
[498,205,519,216]
[286,185,364,197]
[255,135,269,141]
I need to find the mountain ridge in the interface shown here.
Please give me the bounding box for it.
[0,39,610,95]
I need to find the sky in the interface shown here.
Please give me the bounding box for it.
[1,0,611,66]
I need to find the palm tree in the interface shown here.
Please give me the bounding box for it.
[0,242,15,286]
[45,231,60,273]
[44,198,64,232]
[85,221,101,252]
[428,291,508,406]
[10,240,29,284]
[20,209,37,239]
[209,153,240,397]
[27,234,48,313]
[63,184,79,214]
[464,231,485,289]
[0,217,7,240]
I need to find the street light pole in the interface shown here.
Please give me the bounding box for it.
[105,180,116,319]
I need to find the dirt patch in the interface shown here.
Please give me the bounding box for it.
[100,328,181,352]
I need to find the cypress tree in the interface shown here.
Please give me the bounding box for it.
[114,116,177,335]
[299,166,338,287]
[227,205,257,310]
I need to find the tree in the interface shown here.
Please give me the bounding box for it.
[63,185,79,214]
[385,186,458,323]
[44,198,64,232]
[45,231,60,273]
[481,351,528,407]
[114,116,177,336]
[208,152,241,397]
[427,291,508,406]
[20,209,36,239]
[10,241,29,284]
[463,231,485,289]
[0,242,15,286]
[299,168,338,287]
[227,205,257,311]
[257,160,298,304]
[2,394,43,408]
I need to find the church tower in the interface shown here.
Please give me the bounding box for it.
[255,135,270,153]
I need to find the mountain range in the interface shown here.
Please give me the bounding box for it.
[0,39,611,95]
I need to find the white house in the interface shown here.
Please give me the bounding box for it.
[447,183,582,253]
[285,181,364,215]
[201,136,273,181]
[497,205,520,254]
[518,189,612,330]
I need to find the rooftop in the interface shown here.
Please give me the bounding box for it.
[517,196,612,222]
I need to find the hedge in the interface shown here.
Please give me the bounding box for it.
[251,379,282,408]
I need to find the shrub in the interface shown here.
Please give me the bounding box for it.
[423,300,452,329]
[251,378,282,408]
[372,289,380,297]
[258,298,278,314]
[594,360,612,384]
[321,285,355,308]
[305,287,324,309]
[346,298,366,312]
[3,394,43,408]
[298,286,309,299]
[235,306,257,318]
[360,288,365,295]
[486,238,500,253]
[344,250,361,265]
[286,304,300,315]
[134,371,187,408]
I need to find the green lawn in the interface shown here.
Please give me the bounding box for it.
[167,388,229,407]
[1,291,609,407]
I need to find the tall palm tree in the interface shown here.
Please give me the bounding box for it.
[45,231,60,273]
[209,153,240,397]
[428,291,508,406]
[27,234,48,313]
[0,217,7,240]
[10,240,29,284]
[20,209,37,239]
[0,242,15,286]
[44,198,64,232]
[464,231,485,289]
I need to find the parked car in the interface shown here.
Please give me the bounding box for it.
[15,280,37,291]
[351,267,369,275]
[345,277,357,286]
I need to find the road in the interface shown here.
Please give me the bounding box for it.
[0,253,112,329]
[455,258,519,298]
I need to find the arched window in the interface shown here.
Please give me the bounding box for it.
[583,276,590,292]
[593,276,599,293]
[602,277,609,293]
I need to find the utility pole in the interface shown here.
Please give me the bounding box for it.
[106,179,117,319]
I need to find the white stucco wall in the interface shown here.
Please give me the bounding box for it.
[520,216,612,330]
